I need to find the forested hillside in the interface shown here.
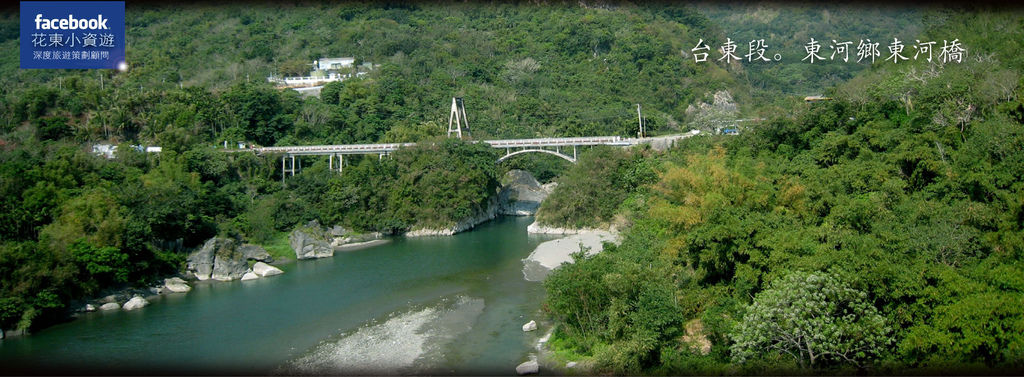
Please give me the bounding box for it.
[538,6,1024,374]
[0,2,747,143]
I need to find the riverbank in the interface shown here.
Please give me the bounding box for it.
[0,217,550,375]
[522,229,620,281]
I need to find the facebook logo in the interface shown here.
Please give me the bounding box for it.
[21,1,125,69]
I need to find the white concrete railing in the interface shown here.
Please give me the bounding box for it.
[250,136,635,156]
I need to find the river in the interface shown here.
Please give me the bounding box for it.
[0,216,559,375]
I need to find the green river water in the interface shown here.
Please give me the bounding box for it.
[0,216,560,375]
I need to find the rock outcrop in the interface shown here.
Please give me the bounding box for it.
[516,360,539,375]
[241,272,259,281]
[290,221,334,259]
[99,302,120,311]
[188,237,274,281]
[498,170,553,216]
[686,90,741,133]
[163,277,192,293]
[122,296,149,311]
[405,196,500,237]
[238,244,272,263]
[252,262,283,277]
[405,170,560,237]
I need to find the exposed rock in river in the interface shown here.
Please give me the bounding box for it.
[522,320,537,332]
[163,277,192,293]
[238,244,272,263]
[122,296,149,311]
[252,261,283,277]
[516,359,539,375]
[290,220,335,259]
[188,237,274,281]
[99,302,120,311]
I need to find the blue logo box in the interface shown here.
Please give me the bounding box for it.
[20,1,125,69]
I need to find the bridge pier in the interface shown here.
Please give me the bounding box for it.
[281,155,299,181]
[328,153,343,174]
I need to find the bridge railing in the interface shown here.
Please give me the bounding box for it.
[484,136,625,148]
[250,136,632,156]
[255,142,417,155]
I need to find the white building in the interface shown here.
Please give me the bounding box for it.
[315,57,355,71]
[268,57,375,89]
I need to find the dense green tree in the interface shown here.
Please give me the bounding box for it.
[730,270,891,369]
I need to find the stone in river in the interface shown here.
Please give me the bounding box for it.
[522,320,537,332]
[99,302,120,311]
[516,360,539,375]
[252,262,283,277]
[122,296,149,311]
[163,277,192,293]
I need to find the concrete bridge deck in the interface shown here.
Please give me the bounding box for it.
[244,135,636,157]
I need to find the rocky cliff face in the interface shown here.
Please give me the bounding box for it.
[686,90,740,131]
[498,170,554,216]
[406,170,555,237]
[186,238,274,281]
[405,195,500,237]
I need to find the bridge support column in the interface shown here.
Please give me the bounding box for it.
[281,155,298,181]
[573,145,577,160]
[329,153,344,173]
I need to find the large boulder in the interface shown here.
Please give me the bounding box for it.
[187,237,268,281]
[122,296,149,311]
[238,244,272,263]
[515,360,539,375]
[498,170,551,216]
[99,302,120,311]
[186,238,220,280]
[240,271,260,281]
[522,320,537,332]
[211,242,249,281]
[290,221,334,259]
[252,262,283,277]
[163,277,192,293]
[330,225,348,237]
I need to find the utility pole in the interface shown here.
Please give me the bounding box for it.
[637,103,645,138]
